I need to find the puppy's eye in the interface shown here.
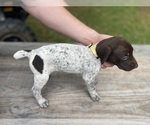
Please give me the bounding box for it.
[121,56,129,60]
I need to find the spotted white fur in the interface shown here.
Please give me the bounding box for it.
[14,43,101,108]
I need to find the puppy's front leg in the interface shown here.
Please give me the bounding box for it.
[82,73,100,101]
[32,74,49,108]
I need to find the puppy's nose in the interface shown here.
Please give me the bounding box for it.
[134,63,138,68]
[132,61,138,69]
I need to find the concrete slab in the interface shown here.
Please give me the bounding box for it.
[0,42,150,125]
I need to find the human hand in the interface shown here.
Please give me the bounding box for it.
[101,62,114,69]
[98,34,113,42]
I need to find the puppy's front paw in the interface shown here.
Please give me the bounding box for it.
[38,98,49,108]
[90,94,100,101]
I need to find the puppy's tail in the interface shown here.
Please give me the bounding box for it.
[13,50,31,59]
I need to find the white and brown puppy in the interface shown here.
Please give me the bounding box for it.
[13,37,138,108]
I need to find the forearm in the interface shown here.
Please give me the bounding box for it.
[23,6,102,45]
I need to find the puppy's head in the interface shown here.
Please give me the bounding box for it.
[96,36,138,71]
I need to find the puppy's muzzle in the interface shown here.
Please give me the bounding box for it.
[130,60,138,69]
[125,61,138,71]
[118,58,138,71]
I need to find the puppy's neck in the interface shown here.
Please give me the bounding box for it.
[88,43,99,59]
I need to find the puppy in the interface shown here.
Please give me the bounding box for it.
[13,36,138,108]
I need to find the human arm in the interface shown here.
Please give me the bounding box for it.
[22,1,113,67]
[22,5,112,45]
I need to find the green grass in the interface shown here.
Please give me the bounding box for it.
[25,7,150,44]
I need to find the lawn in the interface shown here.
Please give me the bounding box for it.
[25,7,150,44]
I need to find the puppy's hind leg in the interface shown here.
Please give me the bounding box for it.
[32,74,49,108]
[82,73,100,101]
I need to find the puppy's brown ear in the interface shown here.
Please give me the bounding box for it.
[96,45,112,64]
[100,46,112,64]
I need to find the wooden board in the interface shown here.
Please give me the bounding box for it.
[0,43,150,124]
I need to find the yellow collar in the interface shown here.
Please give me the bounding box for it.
[88,43,99,59]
